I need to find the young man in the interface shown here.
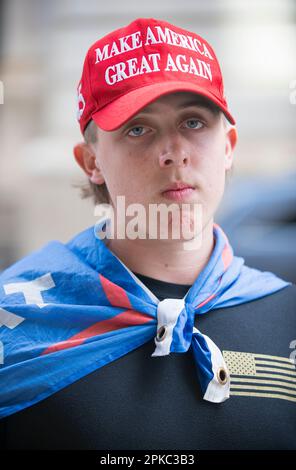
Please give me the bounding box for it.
[0,18,295,450]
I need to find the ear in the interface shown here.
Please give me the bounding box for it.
[73,142,105,185]
[224,126,238,171]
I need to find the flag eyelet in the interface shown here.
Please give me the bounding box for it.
[217,367,228,385]
[156,325,167,342]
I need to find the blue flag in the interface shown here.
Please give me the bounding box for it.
[0,219,291,418]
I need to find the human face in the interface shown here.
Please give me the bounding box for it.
[92,91,236,235]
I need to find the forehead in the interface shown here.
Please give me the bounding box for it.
[135,91,219,115]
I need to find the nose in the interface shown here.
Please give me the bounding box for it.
[158,133,190,168]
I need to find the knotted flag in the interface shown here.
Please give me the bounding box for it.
[0,218,290,418]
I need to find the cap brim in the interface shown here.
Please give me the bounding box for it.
[92,81,236,131]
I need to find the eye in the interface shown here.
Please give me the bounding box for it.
[183,119,203,130]
[127,126,147,137]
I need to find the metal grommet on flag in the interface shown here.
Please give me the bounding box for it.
[217,367,228,385]
[156,325,167,342]
[152,298,186,356]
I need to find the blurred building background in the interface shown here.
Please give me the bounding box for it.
[0,0,295,280]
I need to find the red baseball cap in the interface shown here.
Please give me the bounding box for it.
[76,17,235,134]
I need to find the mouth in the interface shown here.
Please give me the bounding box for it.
[161,182,196,202]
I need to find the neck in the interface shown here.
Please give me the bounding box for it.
[106,218,215,285]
